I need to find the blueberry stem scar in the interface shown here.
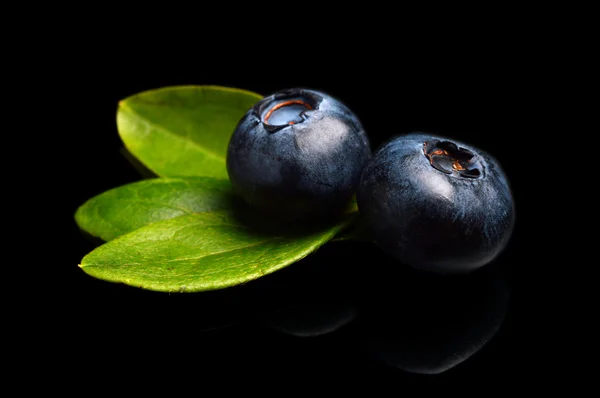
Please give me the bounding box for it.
[263,100,312,125]
[423,140,482,179]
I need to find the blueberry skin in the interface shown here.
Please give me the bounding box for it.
[357,133,515,274]
[226,88,371,220]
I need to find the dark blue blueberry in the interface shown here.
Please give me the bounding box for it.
[226,88,371,220]
[357,133,515,274]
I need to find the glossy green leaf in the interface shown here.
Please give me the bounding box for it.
[117,85,262,178]
[75,177,232,241]
[79,211,354,293]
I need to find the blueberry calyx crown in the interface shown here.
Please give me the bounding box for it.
[423,140,482,179]
[255,89,322,133]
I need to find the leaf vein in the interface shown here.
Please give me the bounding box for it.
[120,102,225,163]
[163,237,282,264]
[118,198,194,214]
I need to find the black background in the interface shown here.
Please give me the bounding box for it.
[51,46,549,390]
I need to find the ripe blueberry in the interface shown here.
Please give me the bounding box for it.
[357,133,515,274]
[226,88,371,220]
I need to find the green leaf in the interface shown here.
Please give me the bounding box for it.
[345,195,358,214]
[332,220,372,242]
[117,85,262,178]
[75,177,232,242]
[79,211,354,293]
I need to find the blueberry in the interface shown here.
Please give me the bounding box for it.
[357,133,515,274]
[226,88,371,220]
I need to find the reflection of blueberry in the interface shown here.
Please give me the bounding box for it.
[248,243,358,337]
[362,264,510,374]
[357,133,514,274]
[265,286,357,337]
[227,88,371,220]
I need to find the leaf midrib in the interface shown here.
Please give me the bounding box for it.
[119,101,226,163]
[99,198,196,214]
[162,237,280,264]
[81,237,282,268]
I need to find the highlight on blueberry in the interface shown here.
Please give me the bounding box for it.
[357,133,515,274]
[226,88,371,220]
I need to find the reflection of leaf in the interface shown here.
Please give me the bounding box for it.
[75,177,232,241]
[79,211,355,293]
[117,85,262,178]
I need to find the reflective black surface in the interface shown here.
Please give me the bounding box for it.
[56,63,538,386]
[68,224,518,383]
